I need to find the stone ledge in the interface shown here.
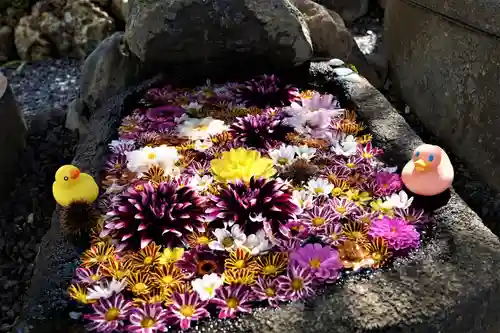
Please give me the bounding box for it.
[13,61,500,333]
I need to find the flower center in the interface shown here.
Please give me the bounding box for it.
[195,125,209,131]
[336,206,346,213]
[332,188,343,196]
[162,275,174,284]
[132,282,148,294]
[314,187,324,194]
[114,163,122,169]
[277,157,289,165]
[362,152,373,159]
[291,278,303,291]
[311,217,326,226]
[226,297,239,309]
[197,260,217,275]
[135,184,144,191]
[234,260,246,269]
[197,236,210,245]
[263,265,277,275]
[265,287,276,297]
[382,183,389,188]
[104,307,120,321]
[143,256,154,265]
[330,233,340,240]
[346,163,356,169]
[141,317,156,328]
[179,305,196,318]
[147,152,156,160]
[90,274,100,281]
[309,258,321,269]
[222,236,235,248]
[391,227,397,233]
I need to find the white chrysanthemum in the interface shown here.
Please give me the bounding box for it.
[331,134,358,156]
[189,174,214,192]
[125,145,179,174]
[177,117,228,140]
[294,145,316,160]
[87,278,126,300]
[306,177,334,196]
[209,225,246,252]
[191,273,224,301]
[193,139,213,152]
[292,189,315,212]
[268,145,297,167]
[182,101,203,111]
[381,190,414,209]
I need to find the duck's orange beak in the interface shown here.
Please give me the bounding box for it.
[413,159,428,172]
[70,169,81,179]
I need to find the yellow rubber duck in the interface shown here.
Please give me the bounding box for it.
[52,165,99,207]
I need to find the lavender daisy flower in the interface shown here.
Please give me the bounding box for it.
[127,303,168,333]
[335,155,363,174]
[251,277,281,307]
[167,291,209,330]
[300,205,336,232]
[75,267,101,285]
[276,237,303,252]
[84,293,132,333]
[290,243,343,282]
[369,217,420,251]
[186,160,211,176]
[301,92,341,110]
[276,265,314,302]
[118,114,148,140]
[320,222,346,246]
[329,197,362,220]
[393,207,429,225]
[212,285,252,319]
[109,139,136,155]
[103,154,127,175]
[146,105,185,122]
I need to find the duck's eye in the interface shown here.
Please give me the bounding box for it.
[415,151,420,157]
[64,176,69,181]
[428,154,434,162]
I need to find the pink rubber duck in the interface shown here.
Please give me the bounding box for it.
[401,144,454,196]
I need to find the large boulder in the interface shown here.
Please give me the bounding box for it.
[14,61,500,333]
[385,0,500,193]
[0,25,15,62]
[14,0,115,60]
[124,0,313,68]
[314,0,369,25]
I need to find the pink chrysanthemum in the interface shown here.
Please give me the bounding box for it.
[118,114,148,140]
[74,267,101,285]
[105,181,206,250]
[251,277,282,307]
[230,114,292,150]
[212,285,253,319]
[167,291,209,330]
[108,139,136,155]
[300,206,336,232]
[369,217,420,251]
[127,303,168,333]
[276,265,315,302]
[232,74,299,108]
[319,222,346,246]
[84,293,133,333]
[185,160,211,176]
[374,171,403,196]
[394,207,429,225]
[329,197,362,220]
[290,243,343,282]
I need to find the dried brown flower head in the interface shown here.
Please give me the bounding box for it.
[281,158,319,185]
[60,201,102,239]
[285,132,330,149]
[337,240,372,270]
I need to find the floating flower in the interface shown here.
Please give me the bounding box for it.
[212,285,252,319]
[300,205,336,232]
[135,131,163,147]
[87,278,127,300]
[100,258,131,281]
[177,116,228,140]
[306,178,334,197]
[337,240,374,271]
[369,217,420,251]
[223,269,256,286]
[381,190,414,210]
[106,181,206,250]
[290,243,343,282]
[151,264,186,291]
[126,271,153,296]
[268,144,297,167]
[320,222,346,246]
[302,92,340,111]
[330,197,361,220]
[127,303,168,333]
[331,135,358,156]
[167,291,209,330]
[84,293,132,332]
[364,237,392,268]
[344,189,372,206]
[104,154,128,175]
[209,225,247,252]
[188,174,214,192]
[158,247,185,265]
[210,148,276,183]
[251,277,281,307]
[193,139,213,152]
[75,267,102,285]
[394,207,428,225]
[127,242,162,272]
[232,74,299,108]
[191,273,224,300]
[281,158,319,185]
[230,114,292,150]
[177,250,224,277]
[109,139,136,155]
[139,165,168,187]
[125,145,179,174]
[276,265,314,301]
[342,221,369,244]
[291,190,314,212]
[225,248,258,271]
[242,229,273,255]
[186,231,215,249]
[255,252,288,277]
[207,177,298,236]
[81,243,115,268]
[69,284,95,304]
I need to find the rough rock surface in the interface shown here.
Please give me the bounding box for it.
[14,61,500,333]
[315,0,370,24]
[385,0,500,193]
[14,0,115,60]
[0,25,15,62]
[67,32,143,136]
[124,0,313,68]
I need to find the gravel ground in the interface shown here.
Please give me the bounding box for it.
[0,59,80,332]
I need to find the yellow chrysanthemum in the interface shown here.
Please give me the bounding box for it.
[68,284,95,304]
[344,189,372,206]
[158,247,185,265]
[210,148,276,183]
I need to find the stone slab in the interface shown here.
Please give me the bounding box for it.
[13,61,500,333]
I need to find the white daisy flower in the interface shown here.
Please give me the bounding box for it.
[125,145,179,174]
[268,145,297,167]
[306,178,334,196]
[292,189,315,212]
[87,278,127,300]
[381,190,414,209]
[294,145,316,160]
[182,101,203,111]
[193,139,213,152]
[209,225,246,251]
[191,273,223,301]
[331,135,358,156]
[242,229,272,255]
[177,117,228,140]
[189,174,213,192]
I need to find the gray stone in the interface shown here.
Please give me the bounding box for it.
[332,67,354,76]
[314,0,369,24]
[385,0,500,192]
[68,31,143,135]
[124,0,313,68]
[14,62,500,333]
[0,25,15,62]
[328,58,345,67]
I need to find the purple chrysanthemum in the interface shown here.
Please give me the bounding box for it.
[300,205,337,232]
[74,267,101,285]
[232,74,299,108]
[127,303,168,333]
[144,86,188,106]
[103,154,128,175]
[84,293,132,333]
[321,164,351,179]
[207,177,299,235]
[374,171,403,196]
[135,131,162,147]
[185,160,211,176]
[276,265,315,302]
[108,139,136,155]
[230,114,292,150]
[283,220,310,239]
[329,197,362,220]
[369,217,420,251]
[290,243,343,282]
[251,277,281,307]
[334,155,364,174]
[167,291,209,330]
[393,207,429,225]
[145,105,185,130]
[105,181,206,250]
[319,222,346,246]
[212,285,252,319]
[118,114,148,140]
